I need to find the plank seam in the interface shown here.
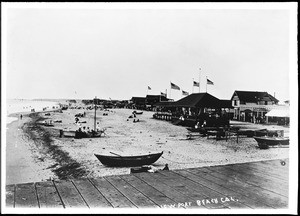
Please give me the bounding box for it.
[119,175,166,208]
[87,177,114,208]
[71,180,90,208]
[52,180,66,208]
[156,171,231,209]
[173,170,255,209]
[134,172,210,209]
[13,184,16,208]
[34,183,40,208]
[103,176,139,208]
[206,166,288,198]
[184,169,276,208]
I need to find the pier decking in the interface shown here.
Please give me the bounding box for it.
[5,159,289,209]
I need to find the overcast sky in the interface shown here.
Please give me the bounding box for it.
[3,3,297,102]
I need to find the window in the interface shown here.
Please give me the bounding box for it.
[234,100,237,106]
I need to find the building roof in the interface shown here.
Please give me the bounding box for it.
[231,91,279,103]
[154,101,175,107]
[266,109,290,117]
[219,100,233,108]
[146,95,169,101]
[173,93,221,108]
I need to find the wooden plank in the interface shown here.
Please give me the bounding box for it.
[89,177,136,208]
[251,160,289,175]
[226,163,289,186]
[233,163,289,182]
[35,181,63,208]
[196,167,288,208]
[241,163,289,180]
[158,171,250,209]
[72,178,113,208]
[120,174,177,208]
[105,175,159,208]
[54,180,88,208]
[6,185,15,208]
[134,172,207,209]
[261,159,289,167]
[218,165,289,196]
[175,169,274,209]
[186,168,287,209]
[155,171,229,209]
[15,183,39,208]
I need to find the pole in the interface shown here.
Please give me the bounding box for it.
[199,68,201,93]
[206,76,207,93]
[94,96,97,132]
[192,78,194,93]
[170,82,172,99]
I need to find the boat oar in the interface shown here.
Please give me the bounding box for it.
[110,151,123,157]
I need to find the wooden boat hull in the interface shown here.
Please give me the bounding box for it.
[62,130,76,137]
[94,152,163,167]
[254,136,289,149]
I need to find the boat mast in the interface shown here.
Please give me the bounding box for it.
[94,96,97,132]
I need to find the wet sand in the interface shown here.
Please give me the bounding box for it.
[6,108,289,184]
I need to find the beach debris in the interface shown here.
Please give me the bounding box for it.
[163,164,169,170]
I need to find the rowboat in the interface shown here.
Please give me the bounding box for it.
[62,130,76,137]
[94,151,163,167]
[133,111,143,115]
[253,136,289,149]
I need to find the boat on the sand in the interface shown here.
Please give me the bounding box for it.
[94,151,163,167]
[253,136,289,149]
[132,111,143,115]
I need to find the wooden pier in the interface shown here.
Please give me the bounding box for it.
[5,159,289,209]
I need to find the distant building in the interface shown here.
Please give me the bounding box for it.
[284,100,290,106]
[146,95,170,110]
[130,97,147,110]
[231,90,280,122]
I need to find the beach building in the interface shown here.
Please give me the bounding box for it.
[154,93,232,127]
[129,97,147,110]
[145,94,170,110]
[231,90,279,122]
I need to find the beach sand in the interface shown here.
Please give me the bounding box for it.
[6,108,289,184]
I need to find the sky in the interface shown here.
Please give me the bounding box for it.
[2,3,297,102]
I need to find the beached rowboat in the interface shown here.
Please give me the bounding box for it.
[94,151,163,167]
[253,136,289,149]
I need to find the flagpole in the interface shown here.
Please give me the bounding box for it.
[192,78,194,93]
[199,68,201,93]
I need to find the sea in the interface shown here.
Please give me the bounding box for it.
[6,99,60,124]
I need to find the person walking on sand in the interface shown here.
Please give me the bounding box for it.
[20,114,23,120]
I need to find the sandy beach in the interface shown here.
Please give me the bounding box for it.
[6,108,289,185]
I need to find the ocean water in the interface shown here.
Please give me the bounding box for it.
[6,99,60,124]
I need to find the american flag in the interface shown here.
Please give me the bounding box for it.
[193,81,200,87]
[170,82,180,90]
[207,78,214,85]
[182,90,189,96]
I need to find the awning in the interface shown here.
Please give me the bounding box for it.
[265,109,290,117]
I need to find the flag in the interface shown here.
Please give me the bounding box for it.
[170,82,180,90]
[148,86,151,90]
[161,92,167,97]
[207,78,214,85]
[182,90,189,96]
[193,81,199,87]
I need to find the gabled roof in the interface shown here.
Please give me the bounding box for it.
[231,91,279,103]
[174,93,221,108]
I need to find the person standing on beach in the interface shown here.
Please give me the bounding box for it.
[20,114,22,120]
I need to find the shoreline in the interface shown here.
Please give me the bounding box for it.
[5,108,290,185]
